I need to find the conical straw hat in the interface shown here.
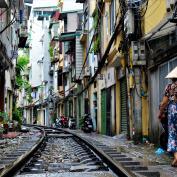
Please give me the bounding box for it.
[166,66,177,78]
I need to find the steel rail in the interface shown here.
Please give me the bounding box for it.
[0,127,45,177]
[22,125,136,177]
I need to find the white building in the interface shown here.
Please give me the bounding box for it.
[23,0,58,125]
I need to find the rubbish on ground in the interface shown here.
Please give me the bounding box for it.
[155,148,165,155]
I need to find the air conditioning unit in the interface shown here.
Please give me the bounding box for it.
[84,66,91,77]
[124,9,134,36]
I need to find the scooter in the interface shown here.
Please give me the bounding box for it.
[69,117,76,129]
[82,114,93,133]
[61,115,68,128]
[55,117,62,128]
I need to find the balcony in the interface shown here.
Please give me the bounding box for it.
[59,32,77,42]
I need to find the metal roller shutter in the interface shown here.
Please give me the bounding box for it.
[101,89,107,134]
[120,77,128,133]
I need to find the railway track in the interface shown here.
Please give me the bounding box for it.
[0,125,161,177]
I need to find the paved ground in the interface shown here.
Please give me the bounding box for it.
[70,129,177,177]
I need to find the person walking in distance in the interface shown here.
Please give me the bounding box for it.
[159,66,177,167]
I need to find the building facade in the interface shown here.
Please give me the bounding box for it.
[21,0,58,125]
[0,0,31,122]
[17,0,177,145]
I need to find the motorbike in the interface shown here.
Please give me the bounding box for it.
[55,117,62,128]
[61,115,68,128]
[69,117,76,129]
[82,114,93,133]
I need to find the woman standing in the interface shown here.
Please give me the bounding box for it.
[159,66,177,167]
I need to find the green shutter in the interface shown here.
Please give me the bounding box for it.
[101,89,107,134]
[120,77,128,133]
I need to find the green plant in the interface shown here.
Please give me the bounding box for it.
[0,111,10,124]
[49,46,54,59]
[24,82,32,103]
[12,107,22,125]
[0,127,4,135]
[16,53,30,89]
[90,35,100,54]
[79,116,85,128]
[93,8,99,29]
[51,112,57,123]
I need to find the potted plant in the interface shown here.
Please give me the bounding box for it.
[3,113,10,134]
[0,126,4,138]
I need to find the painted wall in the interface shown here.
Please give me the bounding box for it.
[143,0,166,34]
[29,17,44,87]
[67,13,78,32]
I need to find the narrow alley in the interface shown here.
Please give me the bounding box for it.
[0,0,177,176]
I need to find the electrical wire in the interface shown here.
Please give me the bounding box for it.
[76,15,124,96]
[142,0,161,19]
[0,1,16,35]
[140,0,148,17]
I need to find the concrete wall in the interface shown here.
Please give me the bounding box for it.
[67,13,78,32]
[29,18,44,87]
[143,0,166,34]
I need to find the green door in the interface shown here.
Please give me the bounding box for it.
[120,77,128,133]
[101,89,107,134]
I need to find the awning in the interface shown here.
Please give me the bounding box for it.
[59,10,83,20]
[59,32,79,42]
[142,14,176,41]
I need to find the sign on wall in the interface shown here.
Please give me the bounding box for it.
[106,67,115,88]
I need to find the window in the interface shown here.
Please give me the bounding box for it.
[43,11,53,16]
[110,0,116,34]
[34,11,42,17]
[57,69,63,86]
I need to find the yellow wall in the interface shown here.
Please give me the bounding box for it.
[142,71,149,136]
[115,78,121,134]
[143,0,166,34]
[89,0,96,16]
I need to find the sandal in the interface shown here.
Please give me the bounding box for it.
[171,160,177,167]
[171,163,177,167]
